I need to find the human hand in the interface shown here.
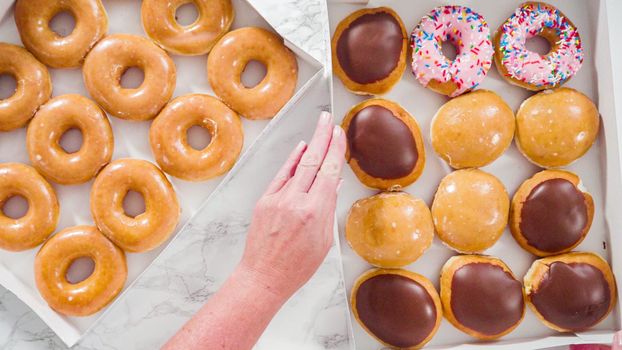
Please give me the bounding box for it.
[569,331,622,350]
[239,111,346,300]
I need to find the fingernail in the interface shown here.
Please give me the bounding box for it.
[295,140,306,151]
[336,178,344,192]
[319,111,331,124]
[333,125,343,137]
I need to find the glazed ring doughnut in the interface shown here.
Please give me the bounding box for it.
[150,94,244,181]
[27,94,114,185]
[0,163,59,251]
[90,159,180,252]
[35,225,127,316]
[14,0,108,68]
[207,27,298,120]
[141,0,234,55]
[83,34,176,121]
[0,43,52,131]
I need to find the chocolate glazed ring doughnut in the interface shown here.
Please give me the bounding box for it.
[511,170,594,256]
[342,98,425,190]
[332,7,407,95]
[207,27,298,120]
[440,255,525,340]
[83,34,176,121]
[0,163,59,251]
[150,94,244,181]
[141,0,234,55]
[90,159,180,252]
[0,43,52,131]
[35,225,127,316]
[27,94,113,185]
[524,252,616,332]
[15,0,108,68]
[352,269,442,349]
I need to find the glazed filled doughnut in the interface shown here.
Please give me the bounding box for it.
[432,169,509,253]
[524,252,616,332]
[332,7,407,95]
[83,34,176,121]
[0,43,52,131]
[352,269,442,349]
[431,90,515,169]
[207,27,298,120]
[90,159,180,252]
[27,94,113,185]
[150,94,244,181]
[342,98,425,190]
[15,0,108,68]
[516,88,599,168]
[35,225,127,316]
[440,255,525,340]
[346,192,434,268]
[495,2,583,90]
[141,0,234,55]
[0,163,59,251]
[411,5,493,97]
[511,170,594,257]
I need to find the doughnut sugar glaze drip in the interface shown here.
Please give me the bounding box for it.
[411,6,493,97]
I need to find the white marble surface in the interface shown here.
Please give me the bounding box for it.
[0,0,353,349]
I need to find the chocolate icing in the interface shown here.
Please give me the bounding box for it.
[520,178,588,252]
[355,273,437,347]
[336,11,404,84]
[450,262,524,335]
[530,262,611,331]
[347,105,418,179]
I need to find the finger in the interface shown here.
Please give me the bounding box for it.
[287,111,334,192]
[613,331,622,350]
[310,126,347,196]
[263,141,307,195]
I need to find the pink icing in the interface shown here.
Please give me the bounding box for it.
[411,6,493,97]
[498,3,583,89]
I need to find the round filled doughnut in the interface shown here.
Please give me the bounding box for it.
[346,192,434,268]
[150,94,244,181]
[207,27,298,120]
[0,43,52,131]
[440,255,525,340]
[432,169,509,253]
[83,34,176,121]
[14,0,108,68]
[524,252,616,332]
[431,90,515,169]
[35,225,127,316]
[141,0,234,55]
[27,94,113,185]
[494,2,583,90]
[351,268,442,349]
[411,5,493,97]
[90,158,180,252]
[511,170,594,257]
[332,7,407,95]
[516,88,599,168]
[0,163,59,251]
[342,98,425,190]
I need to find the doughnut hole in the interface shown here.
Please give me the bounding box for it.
[49,10,76,37]
[58,127,83,154]
[526,35,552,56]
[1,195,29,219]
[175,1,199,26]
[120,67,145,89]
[186,125,212,151]
[241,60,267,88]
[0,73,17,100]
[65,257,95,284]
[123,190,146,218]
[441,40,458,61]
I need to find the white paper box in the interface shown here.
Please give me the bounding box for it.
[328,0,622,349]
[0,0,323,346]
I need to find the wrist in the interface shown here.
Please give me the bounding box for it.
[234,260,294,304]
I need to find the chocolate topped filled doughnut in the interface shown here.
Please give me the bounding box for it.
[524,252,616,332]
[342,99,425,190]
[511,170,593,256]
[352,269,442,349]
[332,7,407,95]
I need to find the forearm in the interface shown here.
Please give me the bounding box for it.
[162,265,288,350]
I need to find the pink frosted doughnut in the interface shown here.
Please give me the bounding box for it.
[494,2,583,90]
[411,6,493,97]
